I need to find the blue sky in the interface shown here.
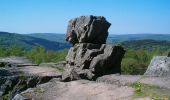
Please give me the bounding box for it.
[0,0,170,34]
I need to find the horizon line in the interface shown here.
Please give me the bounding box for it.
[0,31,170,35]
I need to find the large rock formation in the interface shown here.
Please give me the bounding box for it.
[144,56,170,77]
[62,16,125,81]
[66,15,111,45]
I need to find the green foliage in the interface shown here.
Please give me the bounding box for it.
[113,39,170,75]
[120,39,170,51]
[25,46,68,64]
[50,49,68,62]
[131,82,170,99]
[0,45,68,64]
[26,46,47,64]
[0,47,10,57]
[8,45,24,56]
[121,48,168,75]
[132,82,142,94]
[0,45,24,57]
[122,49,150,75]
[1,39,170,75]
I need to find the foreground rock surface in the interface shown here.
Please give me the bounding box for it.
[144,56,170,76]
[15,74,170,100]
[14,78,134,100]
[0,57,62,99]
[97,74,170,89]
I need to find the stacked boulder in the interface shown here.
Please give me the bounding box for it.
[62,15,125,81]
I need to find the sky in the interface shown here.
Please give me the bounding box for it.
[0,0,170,34]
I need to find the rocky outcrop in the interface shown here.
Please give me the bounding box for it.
[13,74,170,100]
[66,15,111,45]
[0,57,62,100]
[144,56,170,77]
[13,78,134,100]
[62,16,125,81]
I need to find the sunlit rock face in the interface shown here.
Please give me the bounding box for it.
[62,15,125,81]
[66,15,111,45]
[144,56,170,77]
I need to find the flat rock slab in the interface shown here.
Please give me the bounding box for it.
[13,74,169,100]
[18,66,62,76]
[0,56,62,77]
[0,57,62,99]
[139,76,170,89]
[18,66,61,76]
[1,65,61,77]
[97,74,142,86]
[18,78,134,100]
[97,74,170,89]
[0,56,32,64]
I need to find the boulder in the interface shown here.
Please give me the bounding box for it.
[144,56,170,77]
[62,43,125,81]
[62,15,125,81]
[66,15,111,45]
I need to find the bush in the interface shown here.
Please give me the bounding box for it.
[121,48,167,75]
[0,45,68,64]
[0,45,24,57]
[25,46,68,64]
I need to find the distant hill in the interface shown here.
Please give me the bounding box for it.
[0,32,70,50]
[27,33,170,43]
[107,34,170,43]
[26,33,67,43]
[1,32,170,51]
[119,39,170,51]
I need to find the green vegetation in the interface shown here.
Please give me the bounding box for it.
[1,92,11,100]
[1,39,170,74]
[120,39,170,75]
[132,82,170,100]
[0,45,24,57]
[0,32,70,50]
[0,45,68,64]
[121,48,168,75]
[120,39,170,51]
[25,46,68,64]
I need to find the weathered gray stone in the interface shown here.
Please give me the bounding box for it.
[62,43,125,81]
[66,15,111,45]
[62,15,125,81]
[144,56,170,76]
[0,57,61,99]
[14,78,135,100]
